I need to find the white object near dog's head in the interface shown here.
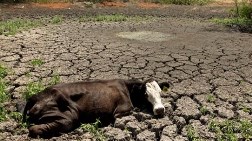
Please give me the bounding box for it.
[145,80,165,115]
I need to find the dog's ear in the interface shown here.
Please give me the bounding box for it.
[159,82,172,91]
[22,93,41,123]
[53,89,69,112]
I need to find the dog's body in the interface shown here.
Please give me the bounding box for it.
[23,79,169,138]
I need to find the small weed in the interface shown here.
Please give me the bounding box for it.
[80,119,106,141]
[242,107,251,113]
[211,18,252,26]
[30,59,44,67]
[9,111,23,123]
[186,125,202,141]
[162,86,169,93]
[199,106,209,115]
[238,104,251,113]
[0,64,8,79]
[124,127,129,133]
[24,81,45,100]
[240,120,252,140]
[0,18,41,35]
[80,14,127,22]
[49,74,60,85]
[79,14,149,23]
[0,106,8,122]
[207,94,215,103]
[95,15,127,22]
[50,15,63,24]
[209,119,252,141]
[0,79,8,103]
[25,72,32,77]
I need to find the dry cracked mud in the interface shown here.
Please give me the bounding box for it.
[0,3,252,141]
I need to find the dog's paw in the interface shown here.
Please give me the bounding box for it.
[28,125,44,138]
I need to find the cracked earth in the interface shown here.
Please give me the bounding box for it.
[0,3,252,141]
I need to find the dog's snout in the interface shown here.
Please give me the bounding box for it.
[154,105,165,116]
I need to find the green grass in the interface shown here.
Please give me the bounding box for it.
[199,106,209,115]
[0,18,42,35]
[80,119,106,141]
[79,14,150,23]
[0,80,8,103]
[237,104,251,113]
[50,15,63,24]
[0,64,8,79]
[23,70,60,100]
[162,86,169,93]
[232,0,252,19]
[0,15,65,36]
[79,14,128,22]
[211,18,252,26]
[49,74,60,85]
[211,0,252,32]
[209,119,252,141]
[0,65,8,103]
[207,94,216,103]
[30,59,44,67]
[0,15,149,35]
[0,106,8,122]
[186,125,202,141]
[9,111,23,123]
[24,81,45,100]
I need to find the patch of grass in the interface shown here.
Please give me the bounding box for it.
[79,14,150,23]
[207,94,215,103]
[30,59,44,67]
[238,104,251,113]
[232,0,252,19]
[79,14,128,22]
[157,0,211,5]
[0,80,8,103]
[9,111,23,123]
[211,18,252,26]
[162,86,169,93]
[95,15,127,22]
[199,106,209,115]
[0,106,8,122]
[240,120,252,140]
[208,119,252,141]
[80,119,106,141]
[0,15,67,35]
[50,15,63,24]
[211,0,252,32]
[25,72,32,77]
[0,18,42,35]
[242,107,251,113]
[49,74,60,85]
[24,81,45,100]
[0,64,8,79]
[186,125,202,141]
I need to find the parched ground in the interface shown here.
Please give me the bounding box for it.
[0,2,252,141]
